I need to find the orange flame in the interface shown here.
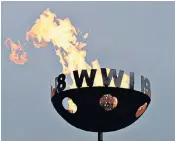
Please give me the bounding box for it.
[5,8,130,112]
[4,38,28,64]
[135,103,147,118]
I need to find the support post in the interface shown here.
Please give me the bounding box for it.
[98,132,103,141]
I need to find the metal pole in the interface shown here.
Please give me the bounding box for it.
[98,132,103,141]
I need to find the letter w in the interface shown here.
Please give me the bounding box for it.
[101,68,124,87]
[73,69,97,88]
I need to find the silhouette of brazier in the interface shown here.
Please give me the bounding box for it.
[51,68,151,132]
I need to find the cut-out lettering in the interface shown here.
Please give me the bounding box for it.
[101,68,124,87]
[141,75,151,95]
[73,69,97,88]
[129,72,134,90]
[56,74,66,92]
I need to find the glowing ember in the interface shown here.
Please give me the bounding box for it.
[83,33,88,39]
[5,8,130,111]
[135,103,147,118]
[99,94,118,111]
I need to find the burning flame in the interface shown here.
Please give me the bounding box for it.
[4,38,28,64]
[5,8,130,112]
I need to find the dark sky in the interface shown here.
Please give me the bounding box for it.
[2,1,175,141]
